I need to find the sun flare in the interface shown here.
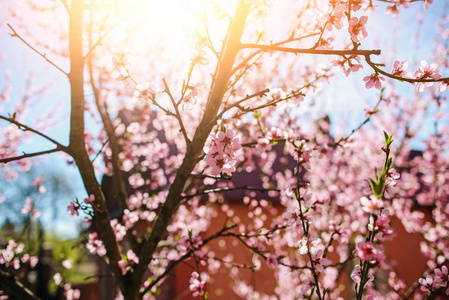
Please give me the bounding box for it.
[98,0,236,52]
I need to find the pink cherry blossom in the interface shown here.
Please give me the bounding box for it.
[86,232,106,256]
[356,241,377,261]
[67,201,80,216]
[307,250,331,272]
[316,37,334,50]
[266,254,279,269]
[118,250,139,275]
[62,259,73,269]
[298,237,322,255]
[32,175,44,186]
[182,83,203,110]
[390,61,412,78]
[437,81,449,92]
[204,127,241,176]
[2,1,449,299]
[385,5,399,16]
[84,194,95,204]
[283,207,301,226]
[324,12,344,31]
[419,275,435,293]
[189,272,206,297]
[350,0,364,12]
[435,266,449,287]
[53,273,63,285]
[180,235,203,252]
[363,73,385,89]
[118,259,129,275]
[368,215,394,239]
[351,264,375,284]
[351,264,362,284]
[64,284,80,300]
[331,55,363,76]
[360,195,383,214]
[348,16,368,43]
[21,197,34,215]
[414,60,441,92]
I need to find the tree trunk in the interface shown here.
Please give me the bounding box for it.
[68,0,125,293]
[127,1,252,298]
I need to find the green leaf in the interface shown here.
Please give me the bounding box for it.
[383,131,389,144]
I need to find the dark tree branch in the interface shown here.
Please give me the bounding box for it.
[240,43,381,56]
[231,33,319,77]
[7,24,68,76]
[0,270,39,300]
[67,0,125,294]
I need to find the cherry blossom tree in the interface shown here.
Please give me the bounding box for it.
[1,0,449,299]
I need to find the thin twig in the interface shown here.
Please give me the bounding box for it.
[162,78,191,144]
[140,224,238,296]
[91,137,109,163]
[365,55,449,83]
[329,88,385,147]
[0,148,61,164]
[7,24,68,76]
[214,88,270,121]
[84,13,131,60]
[0,115,67,150]
[183,185,280,199]
[202,0,219,58]
[59,0,69,14]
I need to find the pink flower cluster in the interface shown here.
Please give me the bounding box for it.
[179,235,203,252]
[332,55,363,76]
[204,128,241,176]
[360,195,383,214]
[67,201,80,216]
[351,264,374,284]
[189,272,206,297]
[282,207,301,226]
[132,82,160,101]
[307,249,331,272]
[0,240,38,270]
[355,241,387,268]
[298,237,323,255]
[368,215,394,240]
[182,83,203,110]
[86,232,106,256]
[118,250,139,275]
[21,197,41,219]
[348,16,368,43]
[414,60,441,92]
[391,61,412,78]
[363,73,385,90]
[419,266,449,295]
